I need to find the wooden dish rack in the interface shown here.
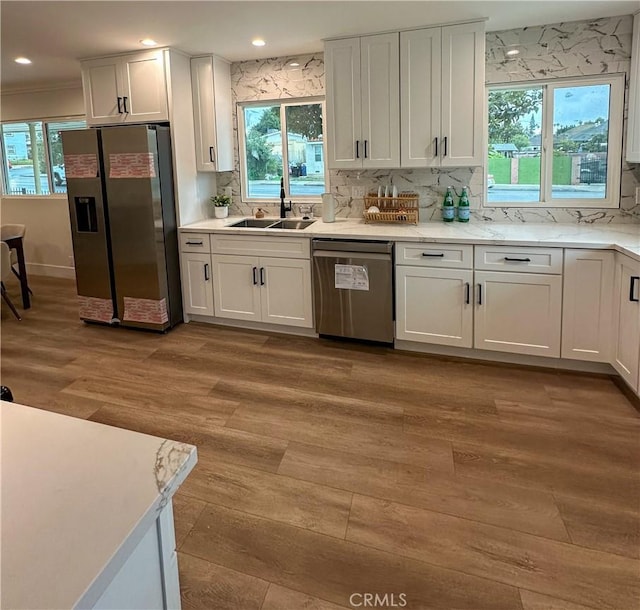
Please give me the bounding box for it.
[363,192,419,224]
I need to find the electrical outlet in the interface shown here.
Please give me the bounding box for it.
[352,186,365,198]
[223,187,232,199]
[636,186,640,205]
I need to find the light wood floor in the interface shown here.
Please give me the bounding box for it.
[2,276,639,610]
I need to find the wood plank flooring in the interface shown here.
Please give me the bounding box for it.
[2,276,639,610]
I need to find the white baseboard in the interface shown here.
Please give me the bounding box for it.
[394,339,616,374]
[187,314,318,338]
[27,262,75,279]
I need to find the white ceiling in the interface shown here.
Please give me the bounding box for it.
[2,0,639,90]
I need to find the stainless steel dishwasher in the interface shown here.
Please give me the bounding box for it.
[312,239,394,343]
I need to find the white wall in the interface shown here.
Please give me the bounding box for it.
[0,84,83,278]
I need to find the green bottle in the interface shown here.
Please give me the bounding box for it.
[457,186,470,222]
[442,187,455,222]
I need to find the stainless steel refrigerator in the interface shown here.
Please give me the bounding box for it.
[62,125,182,331]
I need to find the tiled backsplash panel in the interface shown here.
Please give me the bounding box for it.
[218,15,639,224]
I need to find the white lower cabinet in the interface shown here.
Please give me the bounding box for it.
[212,254,313,328]
[395,243,562,358]
[396,266,473,347]
[612,253,640,391]
[474,271,563,357]
[561,249,614,362]
[180,252,214,316]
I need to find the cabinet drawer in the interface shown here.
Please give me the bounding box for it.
[180,233,211,253]
[474,245,563,274]
[212,235,310,259]
[396,242,473,269]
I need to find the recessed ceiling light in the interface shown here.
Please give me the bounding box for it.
[14,57,32,64]
[506,49,520,57]
[289,62,300,67]
[140,38,157,47]
[252,38,266,47]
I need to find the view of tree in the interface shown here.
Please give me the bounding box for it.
[488,89,542,145]
[245,103,323,180]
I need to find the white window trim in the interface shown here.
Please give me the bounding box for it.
[484,74,625,209]
[0,115,85,199]
[238,97,328,205]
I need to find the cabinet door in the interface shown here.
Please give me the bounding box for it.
[396,266,473,347]
[612,254,640,390]
[212,254,261,322]
[82,57,124,126]
[121,51,168,123]
[325,38,363,169]
[181,253,213,316]
[440,22,484,167]
[259,257,313,328]
[474,271,562,357]
[360,33,400,168]
[561,249,613,362]
[191,56,234,172]
[400,28,441,168]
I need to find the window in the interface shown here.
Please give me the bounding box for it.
[238,98,326,202]
[1,118,86,196]
[486,75,624,208]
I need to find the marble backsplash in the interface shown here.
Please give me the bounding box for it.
[218,15,639,224]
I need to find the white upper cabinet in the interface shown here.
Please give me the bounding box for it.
[626,12,640,163]
[401,22,484,168]
[82,50,168,126]
[190,56,234,172]
[325,33,400,169]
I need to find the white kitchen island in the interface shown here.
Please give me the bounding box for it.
[1,402,197,610]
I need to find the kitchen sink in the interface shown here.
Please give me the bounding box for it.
[228,218,316,230]
[228,218,279,228]
[268,219,316,230]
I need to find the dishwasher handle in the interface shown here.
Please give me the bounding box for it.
[312,239,393,255]
[312,250,391,262]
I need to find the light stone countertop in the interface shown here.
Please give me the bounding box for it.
[180,217,640,261]
[1,403,197,610]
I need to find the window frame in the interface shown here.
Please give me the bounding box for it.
[238,97,328,205]
[484,74,624,209]
[0,115,86,198]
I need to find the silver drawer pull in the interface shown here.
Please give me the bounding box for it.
[504,257,531,262]
[186,240,204,246]
[422,252,445,257]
